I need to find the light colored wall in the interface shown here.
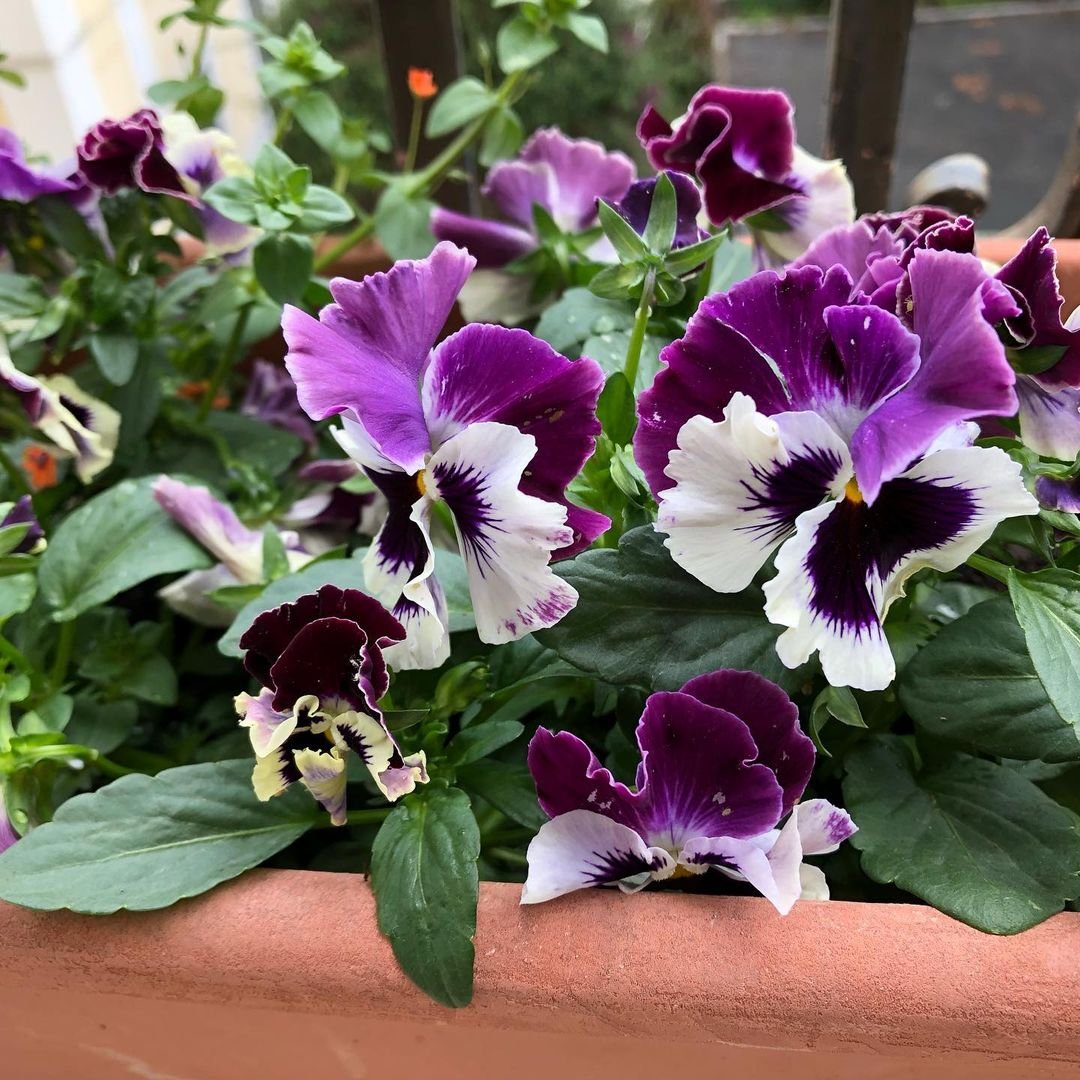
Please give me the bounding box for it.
[0,0,269,164]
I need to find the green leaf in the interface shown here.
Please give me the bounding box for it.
[588,262,646,301]
[64,699,138,755]
[218,552,367,657]
[582,329,663,391]
[261,525,290,582]
[203,411,304,477]
[596,199,650,264]
[374,186,435,261]
[643,171,677,254]
[296,186,354,232]
[0,573,35,619]
[844,736,1080,934]
[1008,568,1080,734]
[39,477,213,622]
[77,620,177,707]
[202,175,260,225]
[663,232,726,277]
[596,372,635,444]
[809,684,865,754]
[0,760,318,912]
[533,287,633,353]
[88,331,139,386]
[292,88,342,150]
[564,11,608,52]
[371,787,480,1008]
[496,15,559,73]
[457,759,546,830]
[253,233,313,305]
[708,236,755,294]
[537,526,806,692]
[448,720,525,766]
[901,597,1080,762]
[426,76,497,138]
[479,105,525,167]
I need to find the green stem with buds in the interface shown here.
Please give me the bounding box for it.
[623,267,657,392]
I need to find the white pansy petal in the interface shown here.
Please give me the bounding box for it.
[375,751,430,802]
[236,688,297,758]
[521,809,674,905]
[795,798,858,855]
[765,446,1037,691]
[426,421,576,645]
[799,863,830,901]
[293,748,348,826]
[658,394,851,593]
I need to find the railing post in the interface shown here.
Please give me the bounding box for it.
[824,0,916,215]
[373,0,475,212]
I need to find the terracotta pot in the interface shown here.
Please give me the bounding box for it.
[979,236,1080,312]
[1,873,1077,1079]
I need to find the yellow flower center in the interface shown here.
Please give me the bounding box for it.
[414,469,427,497]
[844,477,864,504]
[669,864,697,880]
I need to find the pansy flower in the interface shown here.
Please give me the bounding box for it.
[0,496,45,554]
[635,255,1038,690]
[0,347,119,482]
[609,170,707,249]
[77,109,194,203]
[236,584,427,821]
[239,359,315,446]
[281,459,384,539]
[153,476,314,627]
[0,129,82,203]
[431,128,635,268]
[282,241,608,669]
[637,85,853,265]
[162,112,260,257]
[523,668,855,912]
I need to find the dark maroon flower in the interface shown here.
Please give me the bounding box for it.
[637,86,799,227]
[0,496,44,554]
[236,584,427,822]
[76,109,194,202]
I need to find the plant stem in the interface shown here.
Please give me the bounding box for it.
[403,97,424,175]
[49,619,75,690]
[198,302,252,421]
[190,22,210,78]
[623,267,657,391]
[488,846,528,867]
[273,108,293,146]
[0,633,32,675]
[0,445,27,495]
[343,807,392,826]
[92,753,138,779]
[313,69,526,274]
[967,553,1011,586]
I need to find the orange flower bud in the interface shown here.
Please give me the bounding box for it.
[408,68,438,100]
[22,444,58,491]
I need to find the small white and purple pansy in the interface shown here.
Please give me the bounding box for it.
[235,584,428,823]
[522,668,855,913]
[282,240,609,670]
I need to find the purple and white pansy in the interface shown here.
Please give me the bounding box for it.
[236,584,427,822]
[637,85,853,266]
[636,253,1039,690]
[430,127,635,269]
[153,476,314,627]
[0,345,120,482]
[523,668,855,912]
[282,241,608,669]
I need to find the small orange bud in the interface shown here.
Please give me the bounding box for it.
[176,380,229,408]
[408,67,438,100]
[22,444,58,491]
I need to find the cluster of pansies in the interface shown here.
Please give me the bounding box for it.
[3,17,1079,1012]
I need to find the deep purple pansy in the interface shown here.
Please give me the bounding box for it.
[153,476,314,627]
[0,345,119,482]
[282,241,608,669]
[236,584,427,820]
[637,85,853,264]
[430,127,635,269]
[0,128,82,203]
[523,668,855,912]
[635,256,1038,690]
[609,170,707,249]
[77,108,194,203]
[0,496,45,554]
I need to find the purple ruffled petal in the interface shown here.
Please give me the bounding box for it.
[283,241,474,472]
[679,669,814,816]
[0,128,81,202]
[849,250,1019,504]
[791,220,905,293]
[430,207,537,268]
[422,323,607,555]
[153,476,264,582]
